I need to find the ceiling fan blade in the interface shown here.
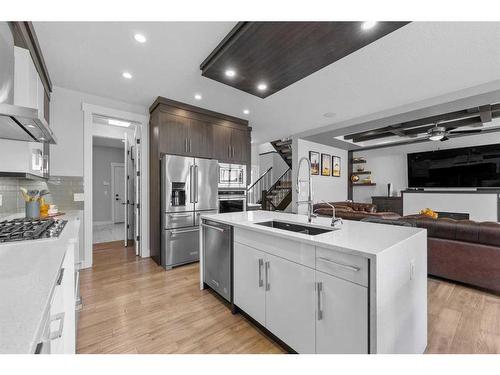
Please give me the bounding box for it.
[449,129,482,134]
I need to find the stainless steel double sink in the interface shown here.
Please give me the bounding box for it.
[255,220,334,236]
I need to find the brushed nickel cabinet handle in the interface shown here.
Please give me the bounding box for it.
[317,257,360,272]
[258,258,264,287]
[265,261,270,291]
[316,281,323,320]
[56,268,65,286]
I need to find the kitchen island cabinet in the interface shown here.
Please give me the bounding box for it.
[200,211,427,354]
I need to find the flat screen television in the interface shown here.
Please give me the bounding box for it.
[407,144,500,188]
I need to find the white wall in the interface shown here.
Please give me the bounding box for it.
[250,143,260,185]
[292,138,348,214]
[258,150,289,184]
[352,131,500,203]
[49,86,147,176]
[92,145,124,223]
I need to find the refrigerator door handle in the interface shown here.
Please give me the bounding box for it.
[195,164,199,203]
[189,165,194,203]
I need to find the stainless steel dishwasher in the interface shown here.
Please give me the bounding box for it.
[202,219,232,303]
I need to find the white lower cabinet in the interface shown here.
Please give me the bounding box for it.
[315,270,368,354]
[234,240,370,354]
[234,242,266,326]
[265,252,316,353]
[234,242,315,353]
[47,246,76,354]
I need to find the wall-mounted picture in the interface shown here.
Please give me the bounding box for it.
[332,156,341,177]
[321,153,331,176]
[309,151,319,175]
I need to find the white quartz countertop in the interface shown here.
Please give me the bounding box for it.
[201,211,425,258]
[0,211,82,354]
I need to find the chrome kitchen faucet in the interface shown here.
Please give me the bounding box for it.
[296,156,316,223]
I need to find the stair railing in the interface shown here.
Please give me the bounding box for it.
[247,167,273,205]
[263,167,292,210]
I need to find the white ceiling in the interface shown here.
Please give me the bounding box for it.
[33,22,500,143]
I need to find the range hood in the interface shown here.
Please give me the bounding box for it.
[0,22,56,144]
[0,103,56,144]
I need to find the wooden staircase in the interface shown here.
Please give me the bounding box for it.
[271,139,292,168]
[260,138,293,211]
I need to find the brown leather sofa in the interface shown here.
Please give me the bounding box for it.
[313,201,401,221]
[362,215,500,294]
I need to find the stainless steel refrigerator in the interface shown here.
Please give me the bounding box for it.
[161,154,218,269]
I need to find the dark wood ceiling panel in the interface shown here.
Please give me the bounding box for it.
[200,22,410,98]
[345,103,500,143]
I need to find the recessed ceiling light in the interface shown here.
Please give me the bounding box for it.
[122,71,132,79]
[134,33,147,43]
[257,83,268,91]
[26,124,35,129]
[39,137,45,141]
[361,21,378,31]
[225,69,236,78]
[243,109,250,115]
[108,119,131,127]
[323,112,336,118]
[194,94,202,100]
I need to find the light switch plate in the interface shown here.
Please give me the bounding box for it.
[74,193,84,202]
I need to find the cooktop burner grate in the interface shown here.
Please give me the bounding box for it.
[0,218,67,243]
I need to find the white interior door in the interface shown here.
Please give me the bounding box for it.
[134,136,141,256]
[124,137,129,247]
[112,165,125,223]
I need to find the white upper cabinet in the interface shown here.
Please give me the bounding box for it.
[14,46,45,118]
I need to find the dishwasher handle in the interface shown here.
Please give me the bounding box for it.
[202,223,225,232]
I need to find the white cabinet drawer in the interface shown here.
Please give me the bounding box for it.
[234,227,315,268]
[316,247,369,287]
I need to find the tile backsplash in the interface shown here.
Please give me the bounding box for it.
[0,175,84,216]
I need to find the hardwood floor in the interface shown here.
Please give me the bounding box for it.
[78,242,500,354]
[426,277,500,353]
[77,242,284,354]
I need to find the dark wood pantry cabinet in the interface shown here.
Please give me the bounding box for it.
[148,97,252,264]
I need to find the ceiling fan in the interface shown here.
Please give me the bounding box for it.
[427,122,483,142]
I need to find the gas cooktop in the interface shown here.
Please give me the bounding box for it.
[0,218,67,243]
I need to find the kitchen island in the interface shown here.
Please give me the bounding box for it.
[0,211,82,354]
[199,211,427,354]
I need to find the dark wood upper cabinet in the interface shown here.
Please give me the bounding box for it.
[212,125,251,164]
[159,111,189,156]
[230,127,250,163]
[188,118,212,159]
[151,97,251,163]
[212,124,233,162]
